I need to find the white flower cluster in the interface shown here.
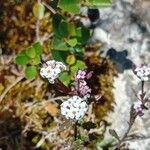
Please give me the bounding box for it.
[133,101,144,116]
[40,60,66,84]
[61,96,88,120]
[134,65,150,81]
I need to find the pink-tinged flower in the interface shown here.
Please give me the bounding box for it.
[76,70,86,79]
[133,64,150,81]
[79,80,87,87]
[133,101,144,116]
[86,71,93,79]
[79,82,91,96]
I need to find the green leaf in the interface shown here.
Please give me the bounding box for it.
[52,14,64,37]
[70,60,86,75]
[25,66,37,79]
[86,0,112,7]
[52,38,69,51]
[69,23,76,36]
[66,38,77,47]
[19,50,26,55]
[32,42,42,55]
[109,129,120,141]
[66,54,76,65]
[50,0,59,9]
[26,47,36,58]
[51,50,68,63]
[15,55,29,65]
[58,21,69,37]
[59,72,71,86]
[31,55,41,65]
[75,47,84,53]
[59,0,80,14]
[76,27,82,37]
[33,2,45,20]
[77,26,90,44]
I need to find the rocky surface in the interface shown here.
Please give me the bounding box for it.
[91,0,150,149]
[94,0,150,65]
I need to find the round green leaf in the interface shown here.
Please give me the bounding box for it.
[58,21,69,37]
[15,55,29,65]
[77,26,90,44]
[32,42,42,55]
[52,38,69,51]
[31,55,41,65]
[33,2,45,20]
[25,66,37,79]
[70,60,86,75]
[52,14,64,37]
[51,50,68,63]
[26,47,36,58]
[59,72,71,86]
[59,0,80,14]
[66,38,77,47]
[66,54,76,65]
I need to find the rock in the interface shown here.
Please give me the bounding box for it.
[92,0,150,65]
[92,0,150,149]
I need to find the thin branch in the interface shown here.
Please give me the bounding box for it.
[115,81,146,149]
[42,2,56,14]
[0,76,24,103]
[125,135,150,141]
[35,0,41,42]
[115,118,136,149]
[74,121,78,141]
[41,33,54,43]
[36,19,40,42]
[46,96,70,102]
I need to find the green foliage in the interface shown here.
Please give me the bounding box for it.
[26,47,36,58]
[66,54,76,65]
[5,0,116,149]
[25,66,37,79]
[33,42,43,55]
[66,38,77,47]
[51,50,68,63]
[50,0,59,9]
[58,21,69,38]
[59,0,80,13]
[52,14,64,38]
[52,38,69,51]
[59,72,72,86]
[15,42,42,79]
[15,54,29,65]
[31,55,41,65]
[86,0,112,7]
[33,2,45,20]
[77,26,90,44]
[70,60,86,75]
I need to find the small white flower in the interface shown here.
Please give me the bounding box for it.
[134,65,150,81]
[40,60,66,84]
[133,101,144,116]
[60,96,88,120]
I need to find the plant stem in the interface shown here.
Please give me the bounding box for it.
[74,121,78,141]
[115,116,136,149]
[115,81,145,149]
